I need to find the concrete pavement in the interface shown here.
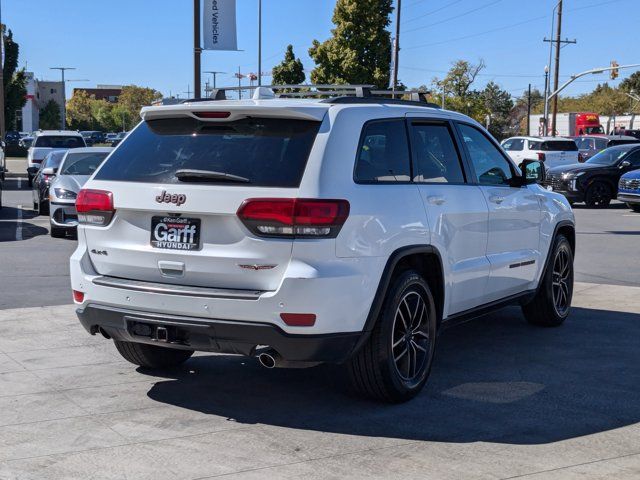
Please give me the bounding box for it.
[0,283,638,479]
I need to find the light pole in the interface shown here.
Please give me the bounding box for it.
[50,67,76,129]
[543,65,550,135]
[194,0,202,99]
[0,0,5,138]
[258,0,262,86]
[392,0,402,94]
[204,71,226,90]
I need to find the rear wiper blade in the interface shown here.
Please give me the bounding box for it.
[175,169,250,183]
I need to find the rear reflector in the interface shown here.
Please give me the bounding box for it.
[237,198,349,238]
[76,189,115,226]
[538,152,546,161]
[193,111,231,119]
[73,290,84,303]
[280,313,316,327]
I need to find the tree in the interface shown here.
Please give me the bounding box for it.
[309,0,393,87]
[66,90,94,131]
[435,59,485,98]
[482,81,513,139]
[620,71,640,93]
[271,45,305,86]
[39,99,61,130]
[118,85,162,121]
[3,30,27,130]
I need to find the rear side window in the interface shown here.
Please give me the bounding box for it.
[354,119,411,182]
[609,139,640,147]
[410,123,465,183]
[541,140,578,152]
[574,138,593,150]
[94,117,321,187]
[35,136,85,148]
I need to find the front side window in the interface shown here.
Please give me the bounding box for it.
[410,123,465,183]
[458,123,514,186]
[355,119,411,182]
[503,138,524,151]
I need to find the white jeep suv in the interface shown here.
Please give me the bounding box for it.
[70,89,575,403]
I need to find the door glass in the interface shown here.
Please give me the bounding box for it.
[458,124,514,186]
[354,120,411,182]
[508,139,524,151]
[410,123,465,183]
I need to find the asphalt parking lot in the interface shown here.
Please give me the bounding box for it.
[1,158,639,479]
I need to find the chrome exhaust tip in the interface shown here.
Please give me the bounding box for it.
[258,352,277,369]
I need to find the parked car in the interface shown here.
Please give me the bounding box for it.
[26,131,86,187]
[618,170,640,212]
[81,131,106,147]
[48,147,113,238]
[5,130,21,146]
[19,136,34,149]
[109,131,128,147]
[32,150,67,215]
[545,144,640,207]
[571,135,640,162]
[70,90,575,403]
[501,136,580,169]
[105,133,118,144]
[0,140,5,181]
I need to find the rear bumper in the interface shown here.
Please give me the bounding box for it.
[77,304,361,363]
[618,193,640,204]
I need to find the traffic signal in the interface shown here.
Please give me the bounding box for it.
[610,60,619,80]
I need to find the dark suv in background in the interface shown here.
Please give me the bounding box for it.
[572,135,640,162]
[545,144,640,207]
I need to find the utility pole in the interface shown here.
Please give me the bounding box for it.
[194,0,202,99]
[184,85,192,98]
[50,67,75,129]
[526,83,532,136]
[0,0,5,138]
[392,0,402,95]
[542,65,550,135]
[258,0,262,86]
[204,71,226,90]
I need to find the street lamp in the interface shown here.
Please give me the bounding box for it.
[543,65,550,135]
[50,67,76,129]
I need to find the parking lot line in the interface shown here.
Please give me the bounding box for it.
[16,205,23,241]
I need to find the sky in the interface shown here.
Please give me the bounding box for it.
[4,0,637,100]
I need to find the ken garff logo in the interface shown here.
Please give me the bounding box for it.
[156,190,186,207]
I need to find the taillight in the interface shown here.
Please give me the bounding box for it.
[237,198,350,238]
[193,111,231,119]
[76,189,115,226]
[73,290,85,303]
[538,152,546,161]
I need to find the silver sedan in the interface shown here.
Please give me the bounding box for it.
[48,147,113,238]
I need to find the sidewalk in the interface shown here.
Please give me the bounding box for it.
[0,283,638,479]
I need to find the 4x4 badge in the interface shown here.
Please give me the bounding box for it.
[156,191,186,206]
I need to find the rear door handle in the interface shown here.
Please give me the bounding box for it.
[426,195,446,205]
[489,195,505,204]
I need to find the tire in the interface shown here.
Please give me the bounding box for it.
[50,225,67,238]
[347,270,438,403]
[522,234,573,327]
[39,200,49,216]
[628,203,640,213]
[114,340,194,369]
[584,182,612,208]
[27,176,33,188]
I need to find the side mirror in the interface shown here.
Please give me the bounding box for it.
[42,167,56,175]
[619,160,631,169]
[519,159,546,185]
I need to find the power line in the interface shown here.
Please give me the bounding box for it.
[404,0,503,34]
[402,0,465,25]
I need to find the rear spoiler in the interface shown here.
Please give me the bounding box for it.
[140,104,328,123]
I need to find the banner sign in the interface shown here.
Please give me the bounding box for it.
[203,0,238,51]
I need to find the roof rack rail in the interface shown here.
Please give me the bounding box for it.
[178,84,438,107]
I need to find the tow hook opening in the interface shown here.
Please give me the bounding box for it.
[155,326,169,342]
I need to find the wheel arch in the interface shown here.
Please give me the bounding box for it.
[350,245,445,356]
[536,220,575,293]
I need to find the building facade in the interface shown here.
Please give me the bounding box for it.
[19,73,65,132]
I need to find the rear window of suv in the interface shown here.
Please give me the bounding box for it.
[34,136,85,148]
[94,117,321,187]
[540,140,578,152]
